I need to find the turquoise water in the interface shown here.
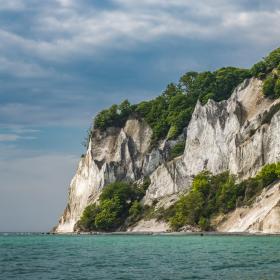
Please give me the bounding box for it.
[0,234,279,279]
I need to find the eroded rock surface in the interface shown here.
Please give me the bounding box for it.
[56,78,280,233]
[144,78,280,204]
[55,119,183,232]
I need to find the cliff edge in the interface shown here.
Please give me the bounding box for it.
[55,73,280,233]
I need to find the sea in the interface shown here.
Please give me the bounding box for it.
[0,233,279,280]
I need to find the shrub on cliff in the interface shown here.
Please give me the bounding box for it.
[275,79,280,97]
[250,47,280,99]
[263,75,277,98]
[256,162,280,187]
[94,100,134,130]
[169,163,280,231]
[251,47,280,77]
[77,204,99,231]
[169,171,236,231]
[128,201,143,222]
[169,141,186,160]
[94,198,124,231]
[77,180,150,232]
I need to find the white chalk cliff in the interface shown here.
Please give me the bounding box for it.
[55,119,183,232]
[55,78,280,233]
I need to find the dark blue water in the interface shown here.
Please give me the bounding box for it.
[0,234,279,280]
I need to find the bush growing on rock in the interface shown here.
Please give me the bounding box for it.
[274,79,280,97]
[169,163,280,231]
[263,75,277,98]
[94,198,124,231]
[128,201,143,221]
[251,47,280,77]
[169,141,186,160]
[77,204,99,231]
[250,47,280,99]
[76,180,150,232]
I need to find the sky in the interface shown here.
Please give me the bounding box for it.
[0,0,280,232]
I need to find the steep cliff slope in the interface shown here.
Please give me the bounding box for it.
[55,119,183,232]
[55,77,280,233]
[144,78,280,205]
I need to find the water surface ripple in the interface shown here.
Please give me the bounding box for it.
[0,234,279,279]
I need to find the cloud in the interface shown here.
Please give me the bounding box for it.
[0,0,279,130]
[0,57,53,78]
[0,0,279,63]
[0,0,279,232]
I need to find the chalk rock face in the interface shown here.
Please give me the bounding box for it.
[55,119,182,232]
[55,77,280,233]
[144,78,280,204]
[127,219,170,233]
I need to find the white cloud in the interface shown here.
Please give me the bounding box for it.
[0,0,279,64]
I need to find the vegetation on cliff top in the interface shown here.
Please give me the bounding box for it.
[89,47,280,149]
[251,47,280,99]
[93,67,250,146]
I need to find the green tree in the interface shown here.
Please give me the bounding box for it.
[274,79,280,97]
[265,48,280,71]
[77,180,150,232]
[170,189,204,230]
[250,47,280,77]
[100,181,138,205]
[168,163,280,231]
[263,75,276,97]
[95,198,123,231]
[78,204,100,231]
[251,61,267,78]
[129,201,143,220]
[198,217,210,231]
[256,163,280,187]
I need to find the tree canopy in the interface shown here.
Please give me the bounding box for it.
[90,47,280,148]
[93,67,250,146]
[76,180,149,232]
[251,47,280,99]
